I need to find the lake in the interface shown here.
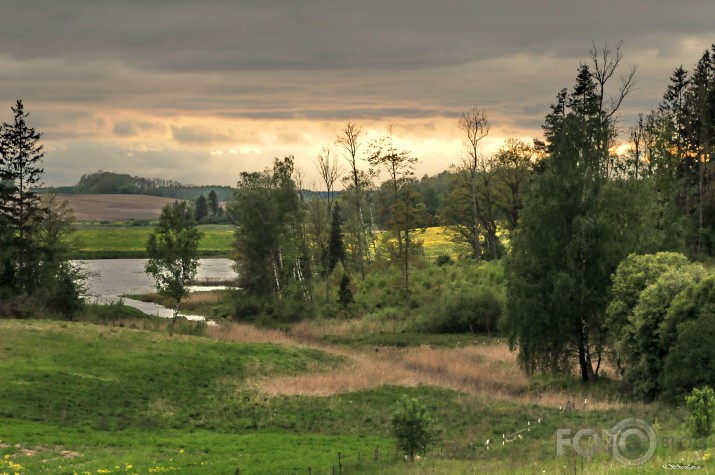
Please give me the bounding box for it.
[76,258,236,321]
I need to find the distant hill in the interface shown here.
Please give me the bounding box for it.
[58,193,183,222]
[61,170,236,201]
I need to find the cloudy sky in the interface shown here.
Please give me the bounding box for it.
[1,1,713,187]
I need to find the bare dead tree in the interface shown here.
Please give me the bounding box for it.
[336,122,367,278]
[457,107,489,261]
[590,41,637,168]
[315,147,341,216]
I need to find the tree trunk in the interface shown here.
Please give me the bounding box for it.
[578,328,597,382]
[470,180,481,261]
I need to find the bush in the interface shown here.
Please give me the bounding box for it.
[423,286,503,334]
[685,386,715,438]
[435,254,452,266]
[662,312,715,401]
[233,289,313,325]
[391,395,437,460]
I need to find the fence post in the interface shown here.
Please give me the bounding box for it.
[374,446,379,462]
[308,468,311,475]
[338,451,342,474]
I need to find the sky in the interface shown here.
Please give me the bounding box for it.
[1,1,713,188]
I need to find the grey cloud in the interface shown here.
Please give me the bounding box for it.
[2,0,714,186]
[113,120,163,137]
[171,126,233,145]
[1,1,713,74]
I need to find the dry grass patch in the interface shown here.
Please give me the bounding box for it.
[207,321,295,345]
[290,317,401,340]
[207,321,635,410]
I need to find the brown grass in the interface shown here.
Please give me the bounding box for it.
[57,193,181,221]
[207,321,296,345]
[209,320,636,410]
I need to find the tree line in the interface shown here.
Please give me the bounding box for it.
[505,42,715,401]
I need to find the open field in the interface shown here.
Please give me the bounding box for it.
[71,224,458,260]
[1,317,711,474]
[71,224,235,258]
[58,194,183,222]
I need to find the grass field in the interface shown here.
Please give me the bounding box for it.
[1,318,711,474]
[71,224,235,258]
[71,224,461,260]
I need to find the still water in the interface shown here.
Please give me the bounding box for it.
[76,259,236,321]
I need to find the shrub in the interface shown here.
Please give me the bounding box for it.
[435,254,452,266]
[391,395,437,460]
[424,286,503,334]
[662,312,715,401]
[686,386,715,438]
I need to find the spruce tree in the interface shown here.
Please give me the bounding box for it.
[0,99,45,292]
[195,194,209,222]
[327,202,345,273]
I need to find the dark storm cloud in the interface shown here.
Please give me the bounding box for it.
[1,0,712,72]
[1,0,713,184]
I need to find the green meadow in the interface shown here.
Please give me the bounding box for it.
[0,319,711,474]
[71,224,235,258]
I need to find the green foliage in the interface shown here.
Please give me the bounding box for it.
[505,53,645,382]
[327,201,346,273]
[228,157,310,301]
[0,102,86,317]
[435,254,452,266]
[620,266,701,400]
[74,170,236,201]
[145,201,203,322]
[606,252,691,344]
[195,193,209,221]
[662,297,715,401]
[685,386,715,438]
[390,395,438,459]
[606,251,715,401]
[422,286,503,334]
[207,189,221,216]
[337,273,354,311]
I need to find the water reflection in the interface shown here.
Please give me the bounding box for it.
[76,258,236,321]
